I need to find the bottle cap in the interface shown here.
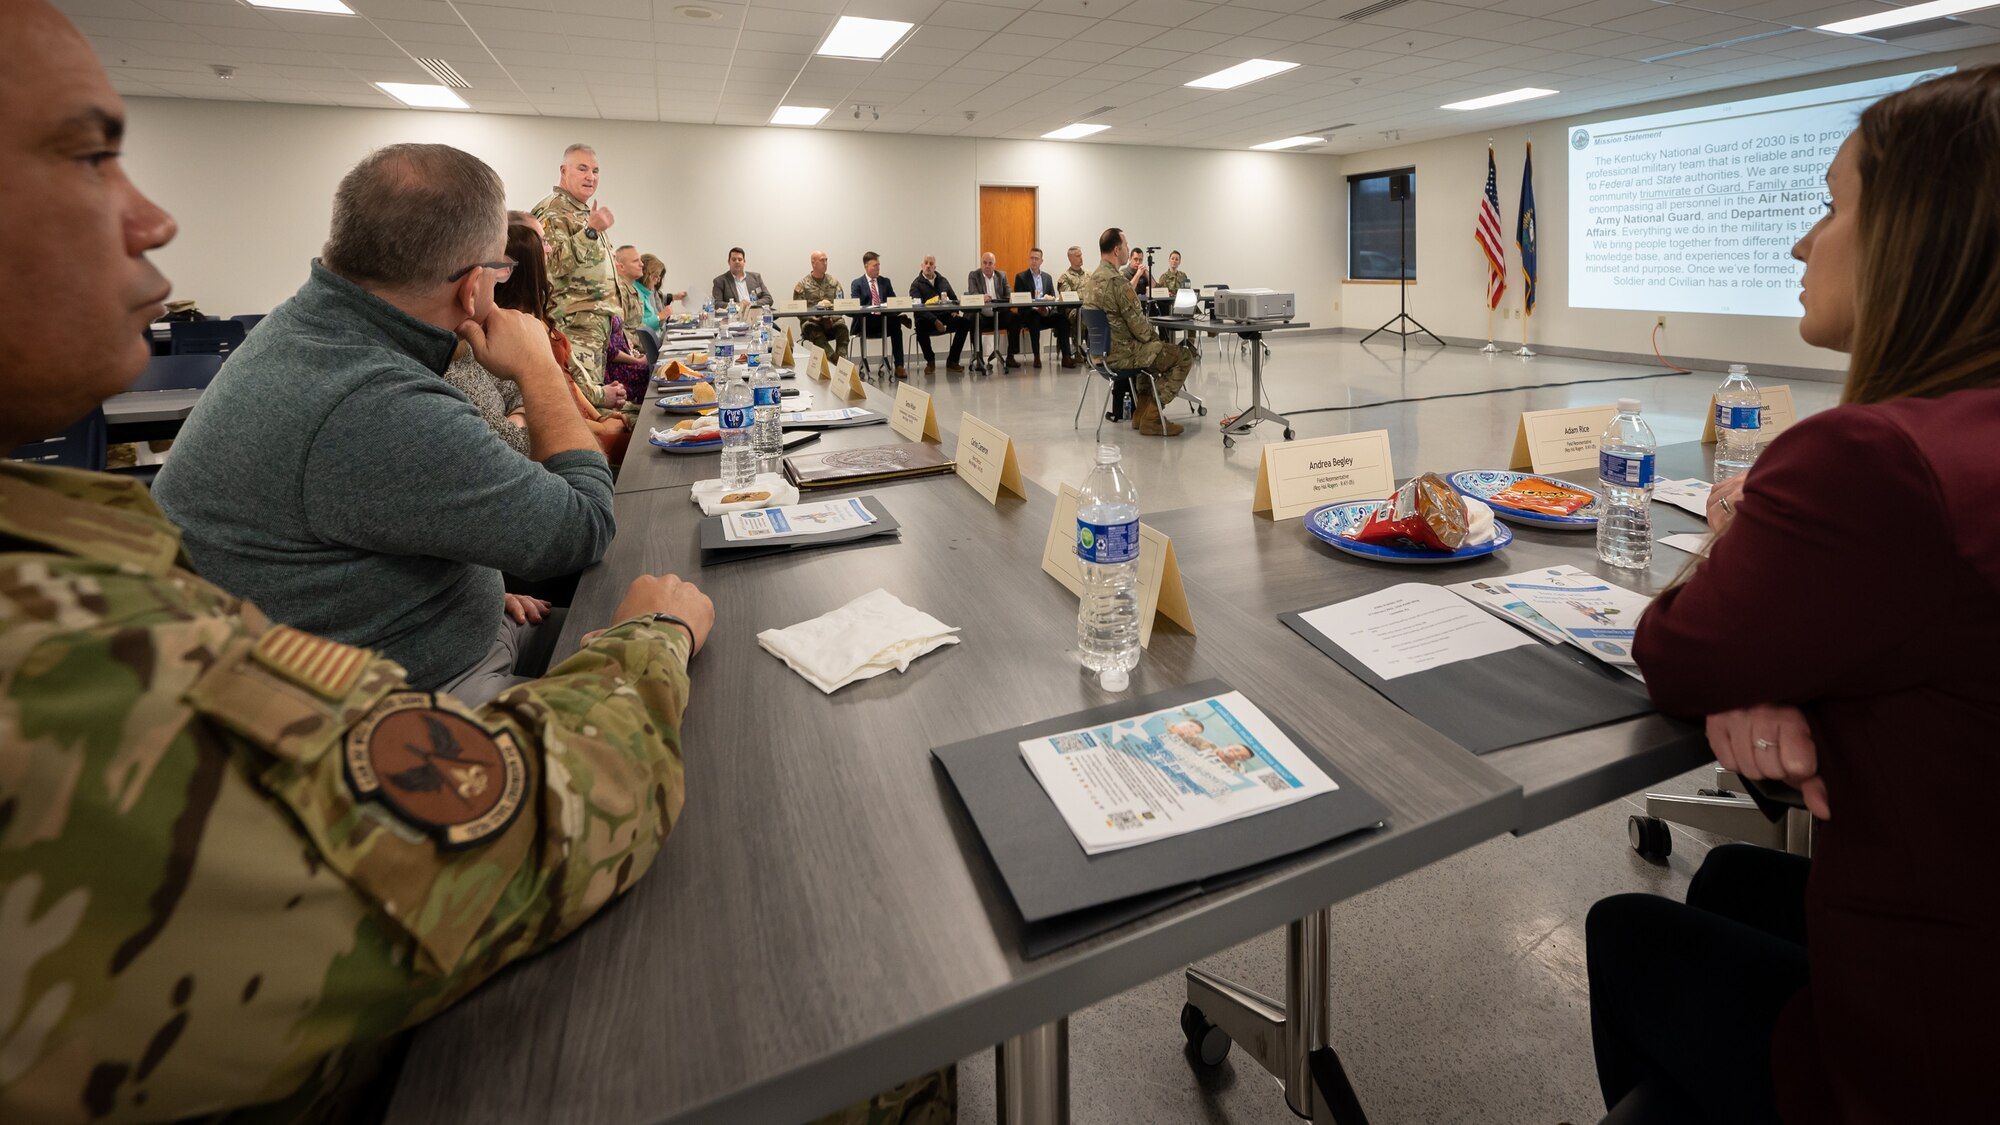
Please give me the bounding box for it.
[1100,668,1130,692]
[1096,443,1120,464]
[1618,398,1641,413]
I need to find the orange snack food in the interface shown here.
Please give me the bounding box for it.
[1350,473,1468,551]
[1488,476,1595,516]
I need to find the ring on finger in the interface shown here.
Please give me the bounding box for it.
[1754,737,1776,751]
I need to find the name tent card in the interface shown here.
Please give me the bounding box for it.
[954,412,1025,503]
[802,341,827,381]
[1040,484,1195,648]
[964,294,988,307]
[779,299,807,313]
[1699,385,1797,445]
[885,296,913,310]
[890,382,942,443]
[1252,430,1394,521]
[780,325,795,368]
[837,358,866,399]
[833,297,862,311]
[1510,404,1617,475]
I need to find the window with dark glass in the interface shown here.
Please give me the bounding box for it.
[1348,168,1417,281]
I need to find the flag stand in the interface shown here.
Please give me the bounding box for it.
[1515,308,1535,357]
[1478,139,1506,354]
[1481,306,1503,353]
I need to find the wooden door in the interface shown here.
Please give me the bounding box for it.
[978,185,1037,283]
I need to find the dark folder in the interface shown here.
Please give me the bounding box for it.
[933,678,1388,958]
[697,494,901,566]
[782,441,956,490]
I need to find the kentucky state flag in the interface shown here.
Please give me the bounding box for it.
[1517,141,1538,316]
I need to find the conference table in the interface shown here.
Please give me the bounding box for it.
[384,395,1717,1125]
[771,298,1081,377]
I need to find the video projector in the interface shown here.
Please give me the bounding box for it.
[1214,289,1295,322]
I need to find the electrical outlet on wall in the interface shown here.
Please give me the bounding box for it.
[1657,315,1667,328]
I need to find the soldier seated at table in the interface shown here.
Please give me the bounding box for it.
[1083,226,1196,437]
[794,249,849,364]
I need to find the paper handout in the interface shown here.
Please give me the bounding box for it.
[1293,583,1537,682]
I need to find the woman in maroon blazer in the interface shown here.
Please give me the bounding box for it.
[1587,67,2000,1124]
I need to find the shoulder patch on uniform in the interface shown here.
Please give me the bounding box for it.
[252,625,370,699]
[343,692,527,850]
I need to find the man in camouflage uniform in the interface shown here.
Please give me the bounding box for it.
[794,249,849,364]
[531,143,620,408]
[1082,226,1196,437]
[614,243,648,344]
[1058,244,1090,363]
[1156,250,1190,296]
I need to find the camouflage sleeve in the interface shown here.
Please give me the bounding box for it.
[539,208,605,287]
[1109,273,1156,345]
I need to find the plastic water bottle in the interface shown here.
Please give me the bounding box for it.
[1075,444,1141,691]
[726,299,740,326]
[718,372,755,488]
[749,355,782,467]
[1712,363,1761,482]
[1596,397,1657,570]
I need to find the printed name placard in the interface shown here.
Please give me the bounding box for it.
[954,412,1025,503]
[1252,430,1395,521]
[837,358,865,399]
[1510,404,1617,475]
[890,382,942,443]
[1699,384,1797,446]
[1040,484,1196,648]
[963,294,988,306]
[802,341,827,380]
[833,297,862,311]
[778,299,806,313]
[885,296,913,309]
[779,325,795,367]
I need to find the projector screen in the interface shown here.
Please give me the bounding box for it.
[1568,68,1950,317]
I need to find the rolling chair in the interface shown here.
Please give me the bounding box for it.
[7,408,107,470]
[1075,307,1160,440]
[169,319,246,358]
[1628,769,1814,861]
[129,353,222,393]
[230,313,265,332]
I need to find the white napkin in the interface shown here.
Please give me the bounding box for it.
[651,417,719,445]
[689,472,798,515]
[1463,497,1497,545]
[757,588,960,694]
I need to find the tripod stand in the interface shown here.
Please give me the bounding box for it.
[1359,172,1444,351]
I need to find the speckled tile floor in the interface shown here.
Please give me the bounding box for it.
[896,336,1835,1124]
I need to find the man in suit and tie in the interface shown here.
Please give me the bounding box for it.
[1010,247,1074,370]
[710,246,773,309]
[908,255,967,372]
[849,251,908,378]
[966,251,1017,370]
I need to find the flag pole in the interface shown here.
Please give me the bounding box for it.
[1515,139,1537,358]
[1481,137,1504,353]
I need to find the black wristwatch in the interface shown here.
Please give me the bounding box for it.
[583,227,599,240]
[636,612,694,646]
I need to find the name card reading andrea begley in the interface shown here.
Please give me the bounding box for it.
[890,382,942,443]
[1040,484,1196,649]
[1699,384,1797,446]
[954,412,1025,503]
[801,341,826,381]
[837,358,866,400]
[1252,430,1394,521]
[1510,404,1617,475]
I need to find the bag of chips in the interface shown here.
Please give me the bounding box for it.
[1350,472,1469,551]
[1487,476,1595,516]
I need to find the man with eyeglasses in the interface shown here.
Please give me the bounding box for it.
[154,142,621,705]
[531,143,621,408]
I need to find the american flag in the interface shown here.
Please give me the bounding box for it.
[1475,146,1507,309]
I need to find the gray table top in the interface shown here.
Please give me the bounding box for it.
[102,387,203,424]
[1144,442,1716,833]
[617,382,901,496]
[387,389,1524,1125]
[1148,317,1311,334]
[770,298,1081,318]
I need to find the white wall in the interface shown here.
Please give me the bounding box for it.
[118,97,1345,323]
[1334,47,1998,377]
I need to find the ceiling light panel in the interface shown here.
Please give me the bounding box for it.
[1819,1,1997,36]
[374,83,469,109]
[817,17,915,60]
[1185,59,1299,90]
[1252,135,1324,150]
[771,105,830,126]
[241,0,355,13]
[1043,122,1110,139]
[1441,87,1559,111]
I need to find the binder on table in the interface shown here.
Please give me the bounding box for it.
[697,494,901,566]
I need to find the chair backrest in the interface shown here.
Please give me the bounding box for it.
[128,354,223,393]
[6,407,106,470]
[230,313,265,331]
[633,326,660,366]
[1080,307,1112,360]
[169,319,246,357]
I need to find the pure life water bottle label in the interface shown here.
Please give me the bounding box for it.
[720,405,751,430]
[1077,518,1139,564]
[1599,451,1656,488]
[1713,403,1761,430]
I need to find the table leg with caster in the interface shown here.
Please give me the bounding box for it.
[1180,909,1370,1124]
[1220,331,1294,442]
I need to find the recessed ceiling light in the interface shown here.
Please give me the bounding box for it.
[1251,135,1324,151]
[1043,123,1111,140]
[241,0,355,13]
[674,4,719,19]
[1819,1,1998,35]
[771,105,830,126]
[373,82,469,109]
[1441,87,1559,111]
[1185,59,1299,91]
[816,16,914,60]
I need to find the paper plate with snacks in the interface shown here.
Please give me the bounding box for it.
[1306,473,1510,565]
[649,419,720,452]
[1447,470,1599,530]
[654,383,720,415]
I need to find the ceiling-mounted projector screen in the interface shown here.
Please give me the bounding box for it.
[1567,67,1950,318]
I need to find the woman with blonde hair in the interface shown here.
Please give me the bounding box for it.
[1587,66,2000,1123]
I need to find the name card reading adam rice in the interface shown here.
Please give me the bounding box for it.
[1040,484,1195,649]
[954,412,1025,503]
[1252,430,1394,521]
[890,382,942,443]
[837,358,866,400]
[1511,404,1617,475]
[1699,384,1797,446]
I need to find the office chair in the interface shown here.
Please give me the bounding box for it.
[1075,307,1162,440]
[229,313,265,331]
[129,353,223,393]
[633,326,660,367]
[6,408,107,470]
[1628,770,1814,861]
[169,319,246,358]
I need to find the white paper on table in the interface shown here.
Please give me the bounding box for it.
[780,407,871,423]
[1295,583,1537,682]
[1659,532,1713,557]
[1494,565,1653,666]
[1446,576,1569,645]
[1653,478,1712,518]
[721,497,876,542]
[1018,690,1338,855]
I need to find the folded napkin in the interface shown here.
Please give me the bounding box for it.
[689,472,798,515]
[1463,497,1497,545]
[758,589,960,694]
[651,417,719,445]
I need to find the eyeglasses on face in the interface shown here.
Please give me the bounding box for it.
[447,258,516,283]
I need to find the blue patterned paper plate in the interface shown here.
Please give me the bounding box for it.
[652,377,709,390]
[654,395,717,415]
[649,432,719,453]
[1448,470,1600,530]
[1304,500,1512,565]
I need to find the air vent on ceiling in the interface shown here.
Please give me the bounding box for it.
[1640,28,1800,65]
[1872,16,1965,40]
[1341,0,1415,20]
[415,57,469,89]
[1079,105,1118,120]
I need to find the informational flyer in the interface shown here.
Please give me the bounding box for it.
[1487,565,1653,666]
[1019,691,1338,855]
[1446,576,1569,645]
[1652,477,1712,517]
[721,498,875,542]
[780,407,873,423]
[1294,583,1537,682]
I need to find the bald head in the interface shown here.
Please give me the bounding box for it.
[0,0,177,447]
[980,251,996,275]
[809,249,827,278]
